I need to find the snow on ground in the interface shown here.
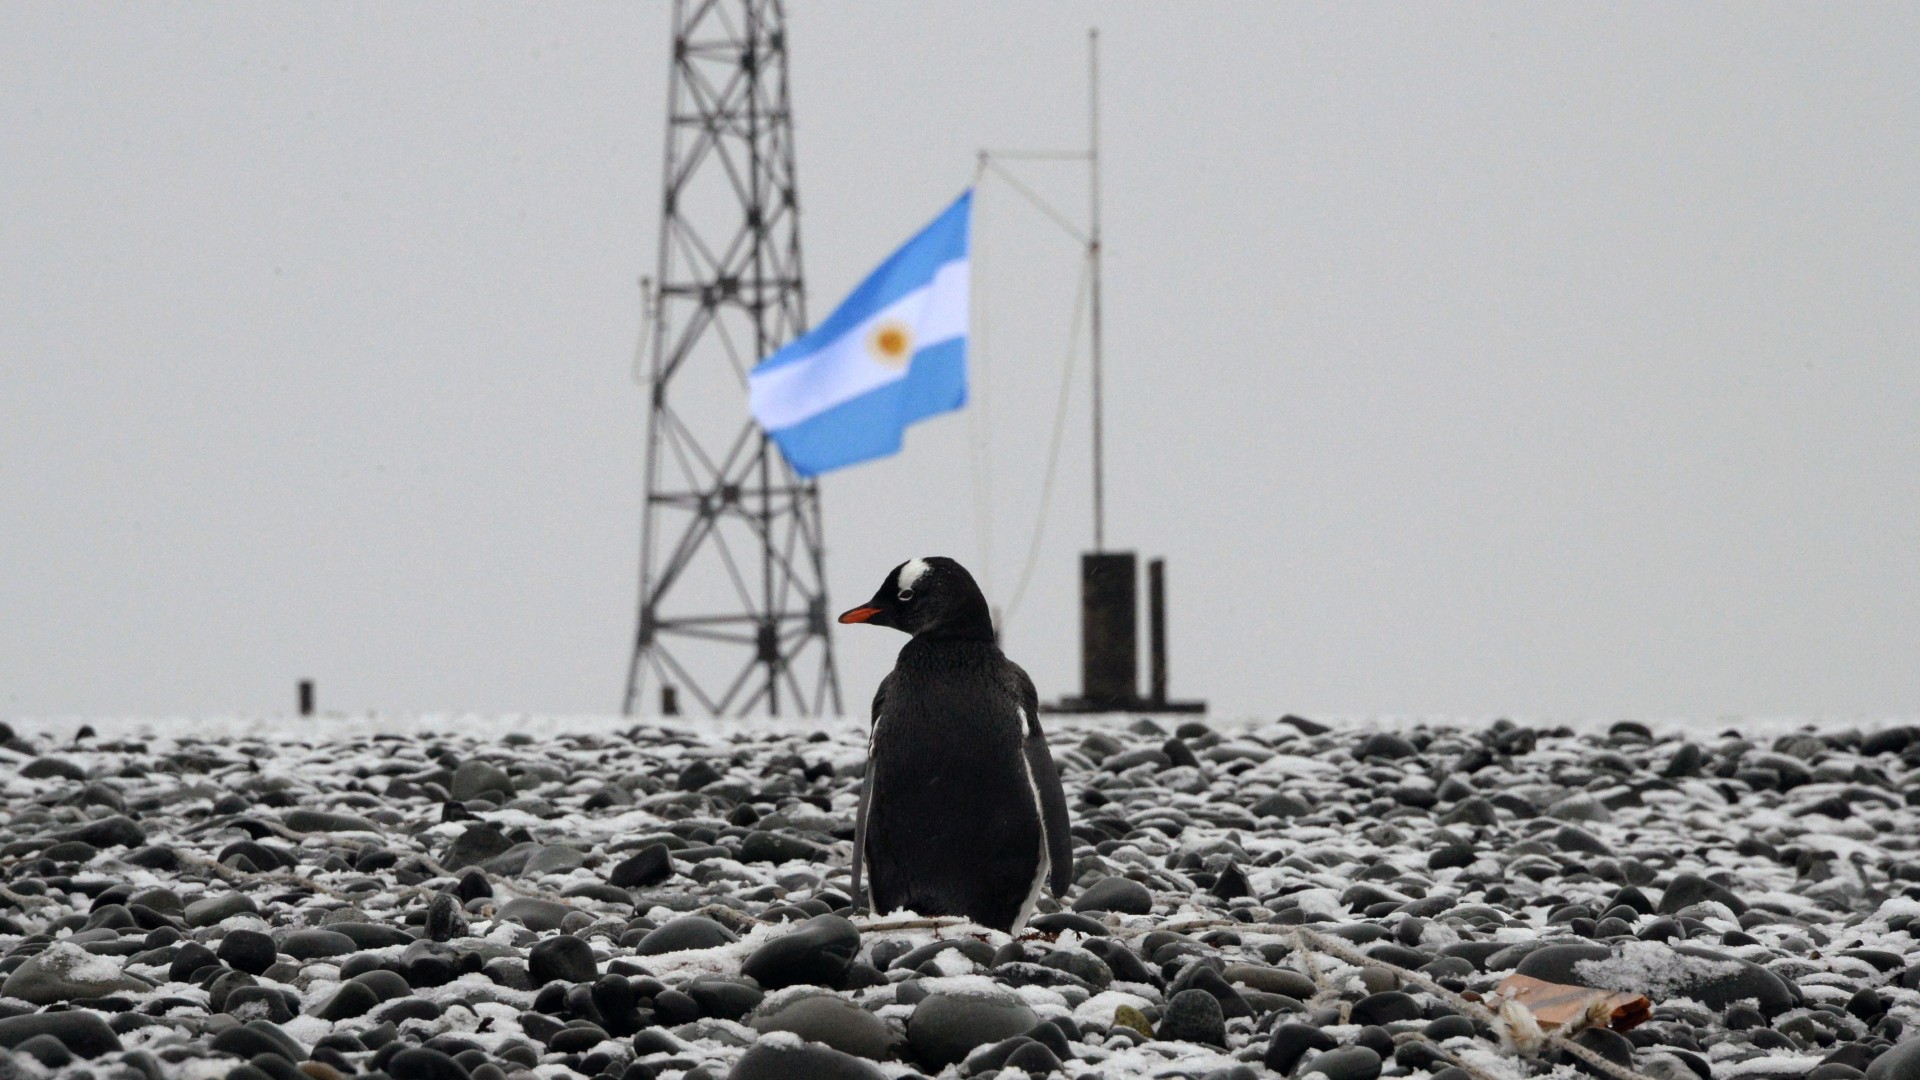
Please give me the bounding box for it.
[2,713,1920,1080]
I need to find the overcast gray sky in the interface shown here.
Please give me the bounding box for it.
[4,3,1917,722]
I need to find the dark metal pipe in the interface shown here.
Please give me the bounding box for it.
[298,680,314,717]
[1149,558,1167,706]
[1081,552,1137,706]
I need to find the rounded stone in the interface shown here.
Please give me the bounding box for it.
[65,814,145,848]
[15,1034,73,1068]
[169,942,221,983]
[1356,733,1416,760]
[1005,1041,1064,1076]
[546,1026,610,1054]
[1170,963,1252,1018]
[208,1022,303,1063]
[0,941,151,1004]
[1658,873,1748,916]
[1297,1045,1383,1080]
[316,981,383,1021]
[907,988,1039,1069]
[497,898,573,933]
[529,935,598,986]
[1072,876,1153,915]
[685,976,765,1021]
[1113,1005,1154,1038]
[1865,1036,1920,1080]
[1039,949,1114,991]
[283,809,382,834]
[20,753,86,781]
[1252,792,1316,818]
[1351,990,1421,1026]
[388,1046,473,1080]
[609,844,673,888]
[741,914,860,990]
[1158,988,1227,1047]
[450,760,515,802]
[206,970,259,1013]
[751,993,895,1061]
[443,824,514,869]
[223,985,296,1024]
[1225,963,1316,999]
[278,930,357,960]
[1266,1023,1338,1073]
[635,916,739,956]
[1567,1027,1636,1077]
[184,893,260,927]
[1027,911,1108,937]
[0,1011,124,1059]
[740,830,828,864]
[1514,942,1615,983]
[523,845,588,876]
[728,1039,885,1080]
[218,930,279,976]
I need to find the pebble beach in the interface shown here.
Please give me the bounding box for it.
[3,714,1919,1080]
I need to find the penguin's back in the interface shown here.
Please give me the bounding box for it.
[865,638,1045,931]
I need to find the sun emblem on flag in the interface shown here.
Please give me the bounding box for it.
[867,320,913,369]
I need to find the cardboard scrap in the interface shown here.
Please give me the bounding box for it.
[1492,973,1652,1033]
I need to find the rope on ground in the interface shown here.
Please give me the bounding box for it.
[172,849,395,909]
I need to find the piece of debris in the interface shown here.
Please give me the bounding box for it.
[1493,974,1652,1034]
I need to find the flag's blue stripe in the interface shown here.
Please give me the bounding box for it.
[768,338,967,477]
[756,190,971,375]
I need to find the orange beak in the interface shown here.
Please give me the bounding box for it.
[838,606,883,624]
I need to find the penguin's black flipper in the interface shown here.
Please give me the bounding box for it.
[1013,664,1074,896]
[1025,730,1072,895]
[851,771,873,912]
[851,675,889,913]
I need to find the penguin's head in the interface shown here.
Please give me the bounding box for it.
[838,556,994,641]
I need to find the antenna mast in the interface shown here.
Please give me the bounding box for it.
[1088,28,1106,553]
[623,0,841,718]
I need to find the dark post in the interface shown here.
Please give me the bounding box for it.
[1148,558,1167,706]
[1081,552,1137,706]
[298,680,314,717]
[661,685,680,717]
[1046,553,1204,715]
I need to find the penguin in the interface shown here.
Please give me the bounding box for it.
[839,556,1072,933]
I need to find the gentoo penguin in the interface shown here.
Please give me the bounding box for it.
[839,556,1072,933]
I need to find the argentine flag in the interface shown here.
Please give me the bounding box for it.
[749,190,970,476]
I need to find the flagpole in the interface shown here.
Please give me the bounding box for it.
[1088,27,1106,554]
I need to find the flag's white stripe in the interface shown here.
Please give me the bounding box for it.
[749,258,967,431]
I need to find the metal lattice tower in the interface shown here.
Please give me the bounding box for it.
[623,0,840,717]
